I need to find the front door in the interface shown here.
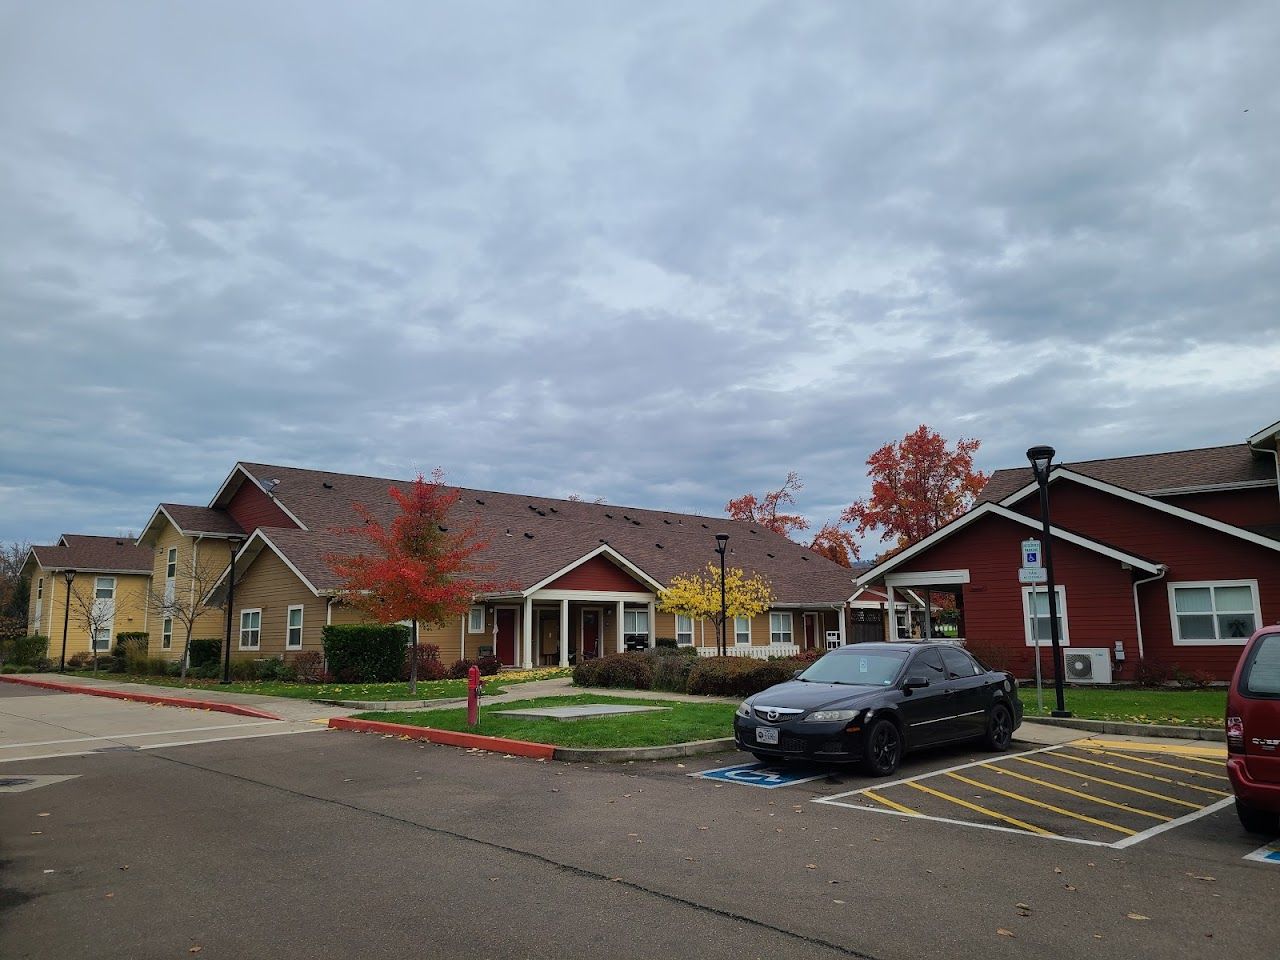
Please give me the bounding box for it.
[803,614,818,651]
[582,609,601,659]
[495,609,517,667]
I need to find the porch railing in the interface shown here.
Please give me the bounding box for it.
[696,643,800,660]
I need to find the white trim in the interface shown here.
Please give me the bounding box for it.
[1247,419,1280,446]
[204,529,322,601]
[286,604,304,650]
[207,463,309,531]
[884,570,972,587]
[530,589,655,602]
[622,606,650,639]
[1021,584,1070,647]
[1147,479,1275,496]
[769,611,794,645]
[998,468,1280,554]
[238,608,262,650]
[162,616,173,650]
[674,613,694,647]
[467,604,485,634]
[734,615,751,646]
[521,543,665,596]
[492,604,521,667]
[1167,579,1261,646]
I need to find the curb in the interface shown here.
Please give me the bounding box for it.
[327,717,557,759]
[314,697,467,710]
[552,737,737,763]
[1029,714,1225,742]
[0,675,283,721]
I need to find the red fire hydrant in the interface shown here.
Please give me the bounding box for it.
[467,665,482,727]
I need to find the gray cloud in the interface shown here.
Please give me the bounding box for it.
[1,1,1277,555]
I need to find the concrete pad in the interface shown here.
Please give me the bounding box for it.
[492,704,671,720]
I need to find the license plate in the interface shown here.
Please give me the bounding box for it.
[756,727,779,745]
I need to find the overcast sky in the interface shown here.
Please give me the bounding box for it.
[2,1,1277,554]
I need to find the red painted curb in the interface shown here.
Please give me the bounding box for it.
[327,716,557,759]
[0,675,282,720]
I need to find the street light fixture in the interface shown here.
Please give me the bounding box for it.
[59,568,77,672]
[1026,445,1071,717]
[222,537,245,684]
[714,534,729,657]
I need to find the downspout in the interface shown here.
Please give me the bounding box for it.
[1247,439,1280,512]
[1130,565,1168,662]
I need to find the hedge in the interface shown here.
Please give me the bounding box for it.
[2,634,49,666]
[322,623,411,682]
[686,656,801,697]
[572,647,698,690]
[189,638,222,669]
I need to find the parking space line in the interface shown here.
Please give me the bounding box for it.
[819,744,1064,804]
[905,779,1054,835]
[0,720,281,750]
[1110,796,1235,849]
[861,789,916,815]
[1081,748,1230,781]
[1012,755,1205,810]
[981,763,1171,821]
[1075,737,1226,759]
[945,771,1137,836]
[1053,751,1231,798]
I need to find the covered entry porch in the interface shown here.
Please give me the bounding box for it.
[519,591,657,668]
[882,571,967,642]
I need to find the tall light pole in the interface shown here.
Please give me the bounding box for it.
[58,568,77,672]
[221,537,244,684]
[714,534,729,657]
[1027,445,1070,718]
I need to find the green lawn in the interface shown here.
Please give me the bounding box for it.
[1023,687,1226,727]
[64,668,571,702]
[358,694,737,748]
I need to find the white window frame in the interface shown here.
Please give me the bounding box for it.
[770,612,793,645]
[1167,579,1261,646]
[95,576,116,600]
[623,608,649,636]
[239,608,262,650]
[286,604,304,650]
[1022,585,1070,647]
[162,617,173,650]
[734,615,751,645]
[93,627,113,652]
[34,577,43,625]
[675,614,694,646]
[166,547,177,579]
[468,605,485,634]
[36,577,43,601]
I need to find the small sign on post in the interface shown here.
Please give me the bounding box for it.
[1019,538,1045,583]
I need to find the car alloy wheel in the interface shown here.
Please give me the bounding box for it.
[985,704,1012,751]
[862,718,901,776]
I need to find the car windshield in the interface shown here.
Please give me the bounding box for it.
[798,649,910,686]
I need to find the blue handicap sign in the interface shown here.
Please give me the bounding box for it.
[1245,841,1280,865]
[696,763,823,789]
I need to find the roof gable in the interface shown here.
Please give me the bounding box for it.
[25,536,154,575]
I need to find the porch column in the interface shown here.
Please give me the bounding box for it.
[521,597,533,669]
[559,598,569,667]
[646,599,656,648]
[838,604,847,646]
[885,585,895,641]
[923,590,932,639]
[616,599,625,654]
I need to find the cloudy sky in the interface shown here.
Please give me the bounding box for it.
[2,1,1277,554]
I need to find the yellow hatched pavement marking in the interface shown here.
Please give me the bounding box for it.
[862,789,917,815]
[1054,750,1229,798]
[1075,737,1226,759]
[982,763,1170,822]
[905,780,1053,835]
[1082,748,1230,781]
[946,771,1137,836]
[1013,755,1205,810]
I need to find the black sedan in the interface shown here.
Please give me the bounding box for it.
[733,641,1022,775]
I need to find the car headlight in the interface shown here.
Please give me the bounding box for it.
[735,700,752,718]
[803,709,861,723]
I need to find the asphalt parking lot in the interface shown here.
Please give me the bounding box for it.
[3,685,1278,960]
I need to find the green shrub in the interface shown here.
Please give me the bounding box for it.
[193,661,220,680]
[66,651,95,670]
[686,656,801,697]
[189,638,222,669]
[322,623,410,682]
[112,634,149,673]
[651,654,697,693]
[255,657,287,681]
[146,657,174,676]
[115,631,149,646]
[3,634,49,666]
[572,658,600,686]
[15,665,37,673]
[229,659,258,681]
[572,652,654,690]
[655,636,677,649]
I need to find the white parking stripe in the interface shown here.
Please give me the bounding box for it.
[0,725,321,762]
[1110,797,1235,849]
[0,720,281,750]
[817,744,1065,802]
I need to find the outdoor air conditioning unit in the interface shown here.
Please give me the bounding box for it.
[1064,648,1113,685]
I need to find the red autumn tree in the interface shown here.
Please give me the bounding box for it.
[725,471,809,538]
[809,522,859,567]
[841,425,987,555]
[327,470,501,693]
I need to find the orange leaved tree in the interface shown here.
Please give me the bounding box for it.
[725,471,809,538]
[327,470,500,693]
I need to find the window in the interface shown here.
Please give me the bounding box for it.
[93,627,112,652]
[286,605,304,649]
[1022,586,1069,647]
[239,609,261,650]
[941,646,981,679]
[1241,633,1280,698]
[912,647,947,682]
[162,617,173,650]
[166,547,177,579]
[770,612,793,645]
[1170,581,1259,645]
[734,616,751,645]
[36,578,43,601]
[675,615,693,646]
[623,609,649,637]
[95,577,115,599]
[468,605,485,633]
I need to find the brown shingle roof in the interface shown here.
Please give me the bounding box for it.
[977,443,1276,504]
[30,535,153,574]
[236,463,856,604]
[160,504,245,537]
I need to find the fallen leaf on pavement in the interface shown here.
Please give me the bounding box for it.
[1187,874,1216,882]
[1127,913,1150,921]
[806,864,817,869]
[189,947,202,954]
[1064,884,1076,891]
[997,929,1016,938]
[37,813,50,818]
[1053,866,1062,874]
[833,899,846,904]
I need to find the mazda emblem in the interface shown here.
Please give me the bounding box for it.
[765,709,780,722]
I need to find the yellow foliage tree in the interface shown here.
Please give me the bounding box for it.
[658,562,774,655]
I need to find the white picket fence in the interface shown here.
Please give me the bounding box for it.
[696,643,801,660]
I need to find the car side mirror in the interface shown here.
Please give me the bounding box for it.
[903,675,930,692]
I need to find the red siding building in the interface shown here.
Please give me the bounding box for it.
[854,419,1280,682]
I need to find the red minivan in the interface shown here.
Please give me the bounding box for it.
[1227,627,1280,834]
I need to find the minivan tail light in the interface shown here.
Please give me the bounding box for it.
[1226,715,1244,754]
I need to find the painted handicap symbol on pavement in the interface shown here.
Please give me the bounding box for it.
[1244,839,1280,864]
[695,762,825,789]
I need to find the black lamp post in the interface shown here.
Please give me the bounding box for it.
[58,568,77,672]
[1027,445,1071,718]
[221,537,245,684]
[714,533,729,657]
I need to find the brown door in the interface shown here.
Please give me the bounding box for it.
[583,609,601,659]
[496,609,517,666]
[804,614,817,650]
